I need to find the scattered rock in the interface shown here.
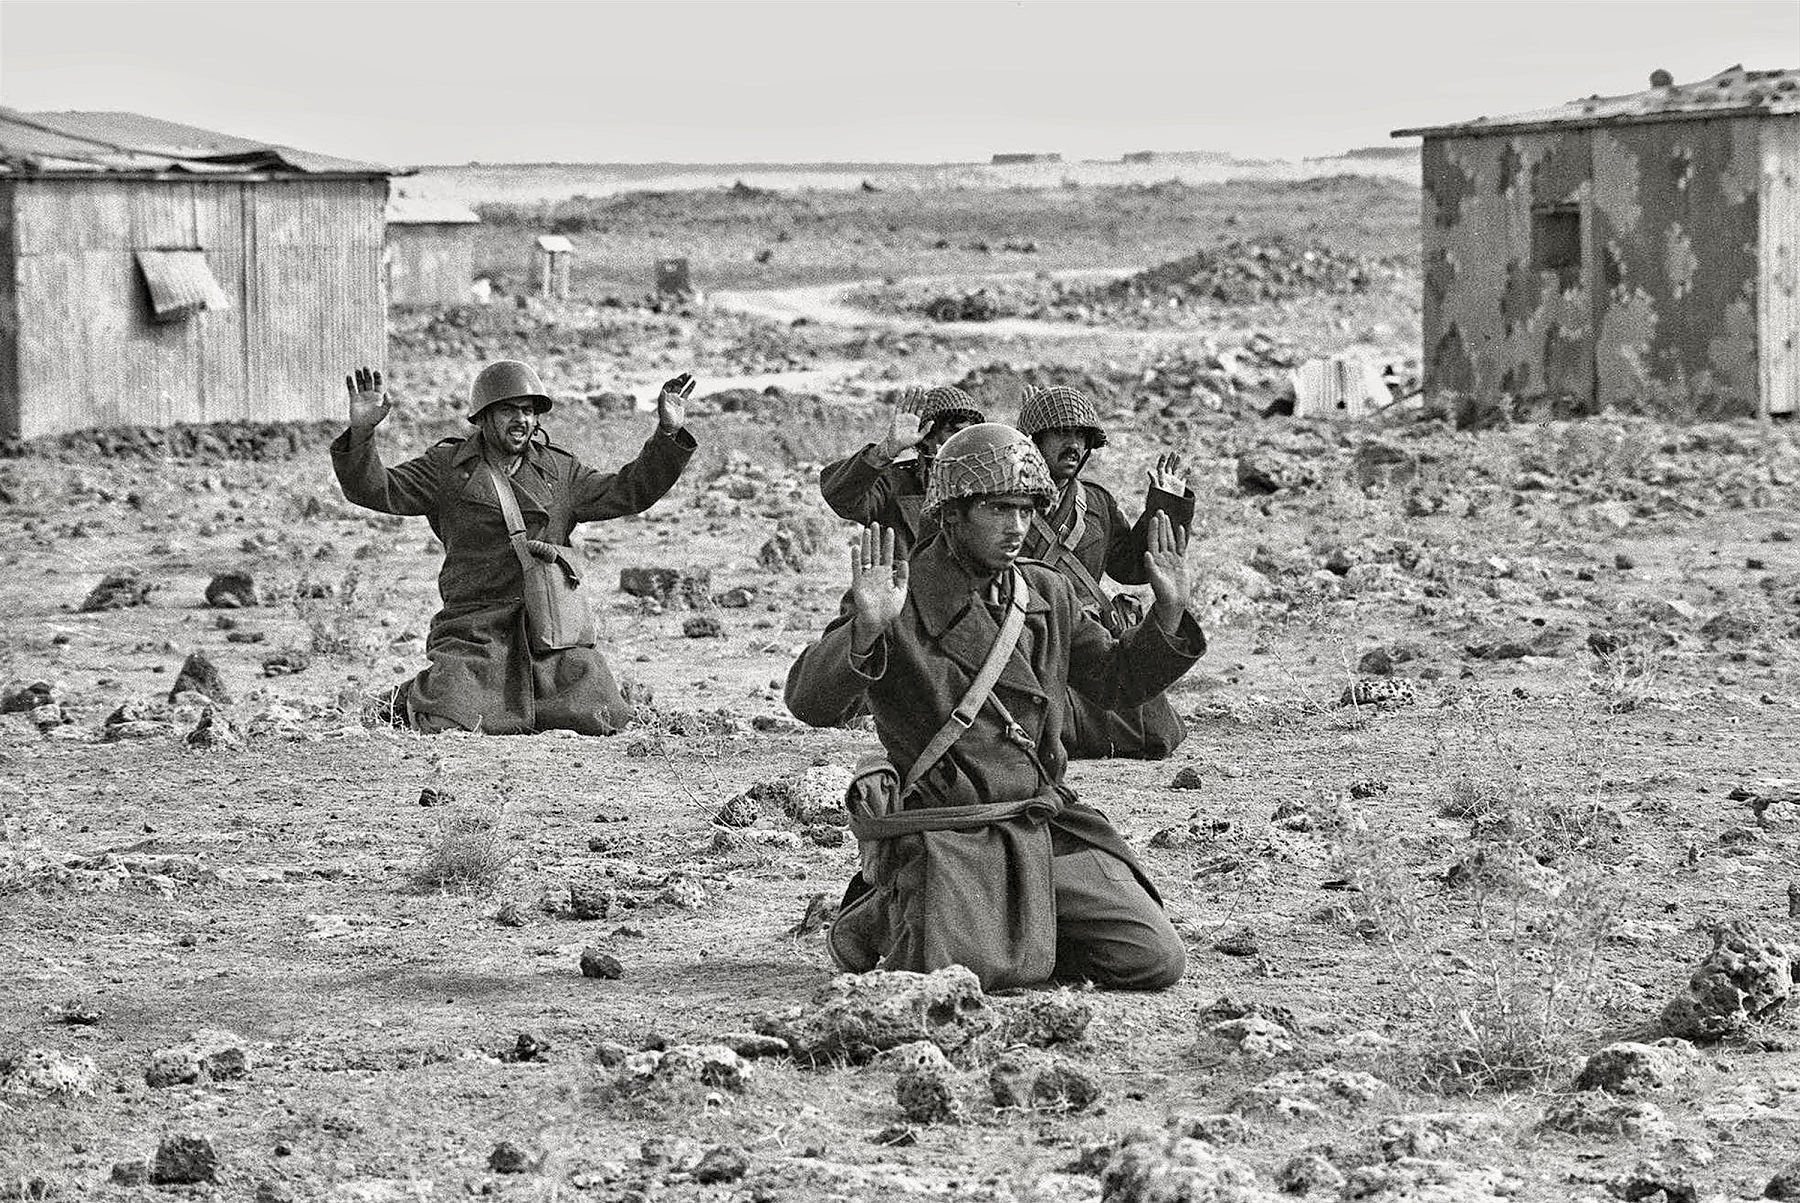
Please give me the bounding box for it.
[568,881,616,920]
[1339,678,1419,708]
[1205,1015,1293,1057]
[1236,450,1318,495]
[145,1029,250,1088]
[716,1033,789,1060]
[1275,1151,1346,1195]
[579,948,624,980]
[0,680,55,714]
[501,1033,552,1063]
[0,1047,98,1099]
[1767,1160,1800,1199]
[151,1134,222,1185]
[204,571,258,608]
[994,990,1092,1047]
[1166,1113,1254,1146]
[1574,1040,1692,1094]
[1168,766,1205,790]
[692,1146,750,1185]
[756,966,992,1065]
[682,614,724,639]
[1212,926,1260,957]
[758,517,826,573]
[593,1040,630,1068]
[1230,1068,1384,1119]
[656,876,708,910]
[627,1044,749,1091]
[1357,647,1396,675]
[988,1050,1101,1113]
[1659,921,1798,1040]
[169,651,230,704]
[1099,1127,1266,1203]
[260,649,311,676]
[715,585,758,608]
[1539,1095,1675,1141]
[714,792,760,827]
[109,1160,149,1185]
[494,902,528,927]
[1343,1158,1518,1201]
[1612,1164,1697,1203]
[80,568,153,612]
[183,708,242,750]
[893,1043,963,1124]
[488,1140,532,1174]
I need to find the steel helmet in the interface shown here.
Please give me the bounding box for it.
[466,360,553,422]
[915,384,985,429]
[920,423,1056,518]
[1017,385,1108,449]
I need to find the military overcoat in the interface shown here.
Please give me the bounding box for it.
[331,425,696,734]
[785,535,1205,866]
[818,444,939,555]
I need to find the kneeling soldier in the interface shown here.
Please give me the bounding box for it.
[1017,384,1196,759]
[818,385,985,555]
[786,423,1205,990]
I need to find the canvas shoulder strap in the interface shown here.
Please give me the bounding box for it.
[902,566,1030,795]
[1030,512,1109,613]
[482,463,540,578]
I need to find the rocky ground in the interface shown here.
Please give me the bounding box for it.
[2,176,1799,1202]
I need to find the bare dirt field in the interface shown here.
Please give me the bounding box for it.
[3,175,1799,1203]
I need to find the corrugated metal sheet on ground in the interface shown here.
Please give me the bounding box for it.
[135,250,229,321]
[535,234,574,253]
[1292,355,1387,418]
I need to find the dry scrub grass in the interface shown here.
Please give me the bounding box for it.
[412,802,516,897]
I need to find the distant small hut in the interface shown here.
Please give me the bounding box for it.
[384,194,480,306]
[0,108,394,441]
[532,234,574,300]
[991,152,1063,165]
[1393,65,1799,419]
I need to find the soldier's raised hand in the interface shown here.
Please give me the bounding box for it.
[875,390,929,462]
[1147,451,1191,496]
[848,524,909,645]
[657,372,697,433]
[1142,511,1192,630]
[345,366,391,432]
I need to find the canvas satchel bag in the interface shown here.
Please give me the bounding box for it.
[484,464,595,652]
[828,568,1061,990]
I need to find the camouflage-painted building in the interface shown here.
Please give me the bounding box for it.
[1393,66,1799,418]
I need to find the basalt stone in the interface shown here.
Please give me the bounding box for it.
[169,652,230,704]
[204,572,259,608]
[150,1134,222,1185]
[989,1050,1101,1113]
[80,569,153,612]
[757,966,991,1066]
[1659,921,1798,1041]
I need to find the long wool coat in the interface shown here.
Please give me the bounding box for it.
[331,425,696,734]
[785,535,1205,870]
[1022,479,1197,587]
[818,444,938,555]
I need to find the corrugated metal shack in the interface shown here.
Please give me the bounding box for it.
[1393,65,1799,419]
[0,108,393,441]
[384,194,480,306]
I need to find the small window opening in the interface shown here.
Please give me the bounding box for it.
[135,250,229,323]
[1531,204,1582,286]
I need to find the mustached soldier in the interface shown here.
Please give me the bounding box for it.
[331,360,697,734]
[1016,385,1196,760]
[818,385,985,555]
[787,424,1204,990]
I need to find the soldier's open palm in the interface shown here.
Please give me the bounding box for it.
[345,366,391,430]
[1147,451,1189,496]
[878,390,929,459]
[1142,511,1191,610]
[849,524,909,630]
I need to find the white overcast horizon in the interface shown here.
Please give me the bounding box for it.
[2,0,1795,167]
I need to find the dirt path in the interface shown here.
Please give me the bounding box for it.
[708,266,1219,351]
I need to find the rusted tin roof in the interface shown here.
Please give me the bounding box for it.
[0,108,393,177]
[386,194,481,224]
[1393,65,1800,139]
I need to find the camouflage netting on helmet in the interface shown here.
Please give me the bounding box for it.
[1017,385,1108,447]
[916,385,985,426]
[921,423,1057,517]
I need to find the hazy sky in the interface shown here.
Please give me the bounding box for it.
[2,0,1795,166]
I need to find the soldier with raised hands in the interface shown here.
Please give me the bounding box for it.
[330,360,698,735]
[787,423,1206,991]
[1016,384,1197,760]
[818,384,985,554]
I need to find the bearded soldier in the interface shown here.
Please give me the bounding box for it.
[787,424,1204,990]
[331,360,697,735]
[1016,385,1196,760]
[818,385,985,555]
